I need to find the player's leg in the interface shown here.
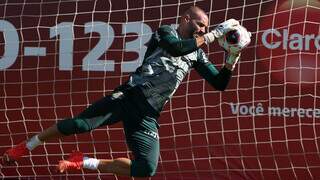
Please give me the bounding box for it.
[120,86,160,177]
[57,116,159,177]
[38,91,125,141]
[95,97,160,177]
[57,86,160,177]
[96,125,159,178]
[57,150,132,176]
[2,93,123,164]
[124,120,160,177]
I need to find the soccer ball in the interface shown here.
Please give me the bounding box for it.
[218,25,251,54]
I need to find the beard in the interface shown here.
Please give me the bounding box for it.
[190,26,204,38]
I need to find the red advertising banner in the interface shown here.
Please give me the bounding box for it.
[0,0,319,179]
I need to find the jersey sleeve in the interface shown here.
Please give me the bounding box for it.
[194,49,232,91]
[155,25,198,57]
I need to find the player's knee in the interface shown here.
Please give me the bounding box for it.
[57,118,92,135]
[143,161,157,177]
[74,118,92,133]
[131,159,158,177]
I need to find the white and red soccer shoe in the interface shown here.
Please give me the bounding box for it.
[57,151,84,173]
[2,142,29,164]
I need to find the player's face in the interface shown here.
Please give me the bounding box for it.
[187,13,208,38]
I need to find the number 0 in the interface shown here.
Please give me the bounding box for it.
[0,20,19,70]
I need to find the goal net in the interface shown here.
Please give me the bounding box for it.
[0,0,319,179]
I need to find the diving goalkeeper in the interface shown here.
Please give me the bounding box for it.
[2,6,250,177]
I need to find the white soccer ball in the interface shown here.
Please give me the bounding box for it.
[218,25,251,54]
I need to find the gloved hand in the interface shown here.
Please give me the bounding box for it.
[223,25,251,71]
[203,19,240,44]
[227,26,251,55]
[226,53,241,71]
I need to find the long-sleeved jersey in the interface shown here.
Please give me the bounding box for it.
[127,25,232,112]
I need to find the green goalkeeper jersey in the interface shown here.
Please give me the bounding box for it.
[127,25,232,112]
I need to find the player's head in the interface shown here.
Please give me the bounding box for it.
[179,6,208,39]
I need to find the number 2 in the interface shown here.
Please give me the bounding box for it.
[83,21,115,71]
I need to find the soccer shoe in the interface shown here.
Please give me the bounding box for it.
[2,142,29,164]
[57,150,84,173]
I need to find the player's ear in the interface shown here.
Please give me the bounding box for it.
[184,15,191,22]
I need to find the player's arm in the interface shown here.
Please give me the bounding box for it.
[155,25,202,57]
[195,18,251,85]
[194,62,232,91]
[194,50,234,91]
[154,19,240,57]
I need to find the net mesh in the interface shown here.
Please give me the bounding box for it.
[0,0,319,179]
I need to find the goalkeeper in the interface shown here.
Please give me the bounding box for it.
[2,6,250,177]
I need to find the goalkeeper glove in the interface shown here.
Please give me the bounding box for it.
[228,26,252,55]
[203,19,240,44]
[226,53,241,71]
[225,26,251,70]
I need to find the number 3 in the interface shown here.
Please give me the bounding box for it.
[121,22,152,72]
